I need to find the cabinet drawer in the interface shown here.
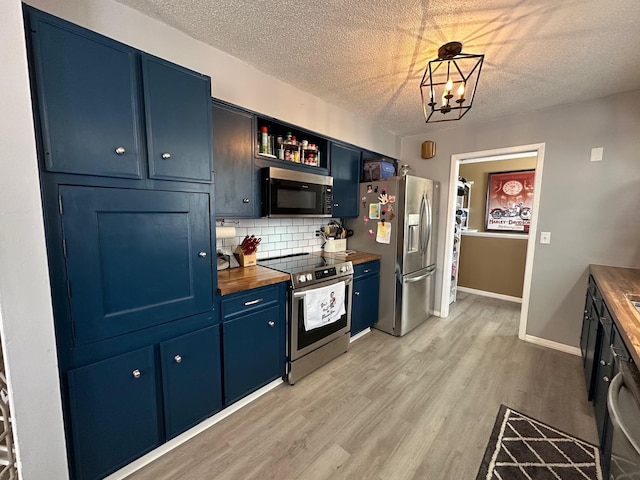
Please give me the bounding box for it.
[354,260,380,278]
[221,285,280,319]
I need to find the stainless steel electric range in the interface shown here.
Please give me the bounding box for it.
[258,253,353,384]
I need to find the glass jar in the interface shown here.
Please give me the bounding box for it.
[399,164,411,176]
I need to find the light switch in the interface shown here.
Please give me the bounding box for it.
[590,147,603,162]
[540,232,551,244]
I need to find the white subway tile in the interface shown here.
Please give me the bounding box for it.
[281,248,292,256]
[297,226,309,233]
[261,227,276,235]
[266,218,281,226]
[237,219,255,227]
[298,240,309,247]
[304,218,317,225]
[292,247,303,254]
[280,219,293,226]
[267,234,281,243]
[292,233,305,241]
[286,226,298,233]
[275,226,288,234]
[280,234,293,241]
[287,240,299,248]
[269,249,281,258]
[291,218,304,225]
[234,227,248,238]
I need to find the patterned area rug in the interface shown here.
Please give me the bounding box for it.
[476,405,602,480]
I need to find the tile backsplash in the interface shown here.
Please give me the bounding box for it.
[216,218,332,259]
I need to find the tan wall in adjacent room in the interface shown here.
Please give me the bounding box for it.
[460,157,537,231]
[458,235,528,298]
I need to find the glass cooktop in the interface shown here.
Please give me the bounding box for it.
[258,253,344,275]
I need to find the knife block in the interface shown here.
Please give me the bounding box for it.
[234,246,257,267]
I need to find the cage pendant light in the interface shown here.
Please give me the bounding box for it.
[420,42,484,123]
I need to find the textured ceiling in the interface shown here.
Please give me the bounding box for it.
[115,0,640,137]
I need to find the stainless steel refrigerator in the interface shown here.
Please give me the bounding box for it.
[347,175,438,336]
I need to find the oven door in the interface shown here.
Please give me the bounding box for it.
[290,276,353,360]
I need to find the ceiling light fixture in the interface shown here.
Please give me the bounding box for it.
[420,42,484,123]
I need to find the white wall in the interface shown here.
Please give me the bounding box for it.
[25,0,400,158]
[0,0,69,478]
[401,90,640,348]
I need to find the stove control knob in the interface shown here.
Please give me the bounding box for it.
[306,273,313,281]
[340,265,348,273]
[297,274,306,283]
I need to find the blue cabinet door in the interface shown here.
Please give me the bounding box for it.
[142,54,213,183]
[212,102,256,217]
[222,305,284,404]
[351,272,380,335]
[160,326,223,439]
[60,186,213,345]
[330,143,362,218]
[67,346,161,480]
[27,8,143,179]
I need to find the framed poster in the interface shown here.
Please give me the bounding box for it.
[485,169,535,233]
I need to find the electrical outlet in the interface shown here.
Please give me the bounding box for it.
[590,147,603,162]
[540,232,551,244]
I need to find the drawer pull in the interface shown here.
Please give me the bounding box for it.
[132,369,141,379]
[268,320,275,327]
[198,251,207,258]
[244,298,263,306]
[603,376,610,383]
[161,152,171,160]
[115,146,126,155]
[610,344,631,362]
[243,198,250,203]
[363,269,370,273]
[174,354,182,364]
[354,291,360,296]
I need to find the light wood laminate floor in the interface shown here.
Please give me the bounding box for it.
[126,293,597,480]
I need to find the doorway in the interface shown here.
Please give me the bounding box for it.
[440,143,546,341]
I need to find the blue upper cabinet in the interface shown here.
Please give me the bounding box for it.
[59,186,213,345]
[330,142,362,218]
[142,55,213,183]
[27,8,143,179]
[26,7,212,183]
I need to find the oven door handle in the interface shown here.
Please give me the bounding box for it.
[293,278,353,297]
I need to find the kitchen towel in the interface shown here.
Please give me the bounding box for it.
[304,281,346,331]
[215,226,236,239]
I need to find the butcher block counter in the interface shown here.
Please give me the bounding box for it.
[590,264,640,365]
[217,251,381,295]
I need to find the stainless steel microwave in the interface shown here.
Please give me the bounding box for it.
[262,167,333,218]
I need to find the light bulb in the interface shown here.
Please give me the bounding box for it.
[457,83,465,99]
[445,78,453,93]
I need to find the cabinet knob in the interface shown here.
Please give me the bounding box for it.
[115,147,126,155]
[333,203,339,207]
[243,198,250,204]
[268,320,275,327]
[132,369,141,379]
[600,360,609,366]
[198,251,207,258]
[174,354,182,364]
[354,291,360,296]
[603,376,610,383]
[363,269,370,273]
[162,152,171,160]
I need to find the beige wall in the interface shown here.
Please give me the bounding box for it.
[459,158,537,231]
[458,236,528,298]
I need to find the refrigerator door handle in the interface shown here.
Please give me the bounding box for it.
[423,192,432,254]
[419,194,426,254]
[403,270,434,284]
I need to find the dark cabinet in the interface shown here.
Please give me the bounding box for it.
[220,285,286,404]
[580,274,635,479]
[27,9,142,179]
[59,186,213,345]
[212,101,256,217]
[26,7,212,183]
[67,346,161,480]
[330,142,362,218]
[68,326,223,480]
[142,55,212,183]
[160,326,223,439]
[351,261,380,335]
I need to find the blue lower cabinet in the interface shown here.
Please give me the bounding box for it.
[222,305,284,404]
[67,346,161,480]
[160,325,222,439]
[351,261,380,335]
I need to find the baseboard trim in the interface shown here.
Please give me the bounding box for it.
[350,328,371,342]
[524,334,581,356]
[457,286,522,304]
[104,378,284,480]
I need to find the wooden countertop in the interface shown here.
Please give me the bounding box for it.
[590,265,640,365]
[217,251,381,295]
[317,250,382,265]
[217,265,289,296]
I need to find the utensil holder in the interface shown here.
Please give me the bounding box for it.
[324,238,346,252]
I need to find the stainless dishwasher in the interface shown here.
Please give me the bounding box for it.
[607,361,640,479]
